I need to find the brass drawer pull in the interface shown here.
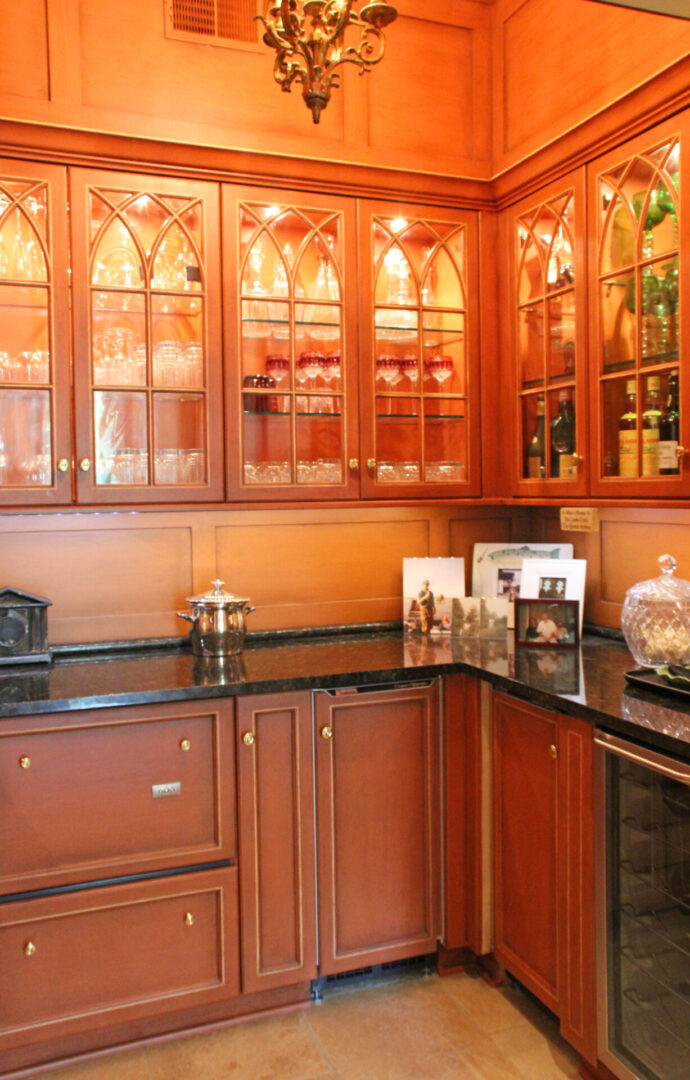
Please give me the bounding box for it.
[19,755,31,769]
[79,458,91,472]
[549,744,558,759]
[179,738,191,752]
[184,912,195,927]
[321,725,333,740]
[24,941,36,957]
[242,731,255,747]
[57,458,70,473]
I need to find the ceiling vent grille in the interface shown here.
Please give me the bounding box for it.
[166,0,259,47]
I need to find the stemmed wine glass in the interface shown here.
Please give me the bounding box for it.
[265,353,290,411]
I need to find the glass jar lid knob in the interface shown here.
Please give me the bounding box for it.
[658,554,676,575]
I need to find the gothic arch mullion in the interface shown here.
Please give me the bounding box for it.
[88,207,149,287]
[374,233,420,304]
[239,222,284,296]
[7,196,50,282]
[149,197,204,279]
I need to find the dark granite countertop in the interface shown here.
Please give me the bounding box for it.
[1,629,689,761]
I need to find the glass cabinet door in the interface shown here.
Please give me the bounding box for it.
[223,187,359,500]
[511,171,587,496]
[70,169,223,503]
[358,201,480,497]
[0,162,71,506]
[590,121,688,496]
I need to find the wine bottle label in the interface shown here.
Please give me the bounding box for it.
[559,454,577,480]
[658,440,679,471]
[618,430,637,477]
[642,427,660,476]
[527,456,544,479]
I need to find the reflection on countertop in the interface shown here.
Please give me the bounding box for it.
[0,628,688,758]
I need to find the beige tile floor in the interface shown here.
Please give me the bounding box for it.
[45,970,582,1080]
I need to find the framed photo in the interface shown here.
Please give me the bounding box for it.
[519,558,586,634]
[403,557,465,635]
[515,599,580,648]
[471,542,574,600]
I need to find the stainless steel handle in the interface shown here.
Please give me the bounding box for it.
[317,680,436,698]
[595,730,690,783]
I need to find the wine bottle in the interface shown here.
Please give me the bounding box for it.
[642,375,662,477]
[658,369,680,475]
[525,395,546,479]
[618,379,637,478]
[550,389,576,479]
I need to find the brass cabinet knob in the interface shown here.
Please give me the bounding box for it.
[348,458,359,472]
[179,738,191,752]
[572,453,583,465]
[549,744,558,759]
[676,445,686,460]
[321,725,333,740]
[242,731,255,747]
[57,458,70,473]
[184,912,195,927]
[367,458,376,472]
[79,458,91,472]
[19,755,31,769]
[24,941,36,957]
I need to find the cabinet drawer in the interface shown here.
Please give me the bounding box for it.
[0,867,239,1050]
[0,700,236,894]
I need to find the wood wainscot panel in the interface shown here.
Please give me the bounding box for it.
[0,517,194,644]
[599,515,690,606]
[77,0,346,144]
[214,515,432,630]
[0,0,49,102]
[367,2,492,175]
[493,0,690,174]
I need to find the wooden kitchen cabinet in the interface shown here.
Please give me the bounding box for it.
[588,116,690,497]
[314,681,441,976]
[0,698,236,895]
[357,200,482,497]
[0,160,72,506]
[235,691,317,993]
[492,692,597,1064]
[0,868,239,1058]
[70,167,225,503]
[505,169,589,497]
[222,185,360,500]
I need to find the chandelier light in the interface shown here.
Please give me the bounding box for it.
[258,1,398,124]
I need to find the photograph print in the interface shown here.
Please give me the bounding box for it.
[403,557,465,635]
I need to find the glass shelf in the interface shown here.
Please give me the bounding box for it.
[241,317,340,329]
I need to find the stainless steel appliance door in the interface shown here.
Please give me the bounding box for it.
[594,730,690,1080]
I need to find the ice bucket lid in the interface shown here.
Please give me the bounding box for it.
[186,579,251,608]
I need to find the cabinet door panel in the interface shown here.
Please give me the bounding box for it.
[588,115,690,497]
[315,682,440,975]
[223,185,360,501]
[0,160,71,506]
[505,169,589,497]
[492,693,559,1012]
[70,167,224,503]
[358,200,481,498]
[236,691,316,992]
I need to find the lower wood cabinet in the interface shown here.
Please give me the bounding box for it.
[314,682,441,976]
[0,867,239,1054]
[492,692,597,1065]
[236,691,317,994]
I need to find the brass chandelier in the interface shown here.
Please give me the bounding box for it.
[258,1,398,124]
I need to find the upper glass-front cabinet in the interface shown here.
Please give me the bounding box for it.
[0,162,71,506]
[70,169,224,503]
[590,121,689,497]
[223,187,359,500]
[359,201,480,497]
[510,170,588,496]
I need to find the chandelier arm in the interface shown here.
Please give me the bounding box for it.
[341,26,386,70]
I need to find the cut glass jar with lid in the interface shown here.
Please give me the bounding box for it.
[621,554,690,667]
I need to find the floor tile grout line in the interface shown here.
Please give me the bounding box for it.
[299,1007,346,1079]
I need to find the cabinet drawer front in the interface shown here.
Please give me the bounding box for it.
[0,701,235,892]
[0,867,239,1047]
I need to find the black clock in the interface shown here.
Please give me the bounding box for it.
[0,587,52,665]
